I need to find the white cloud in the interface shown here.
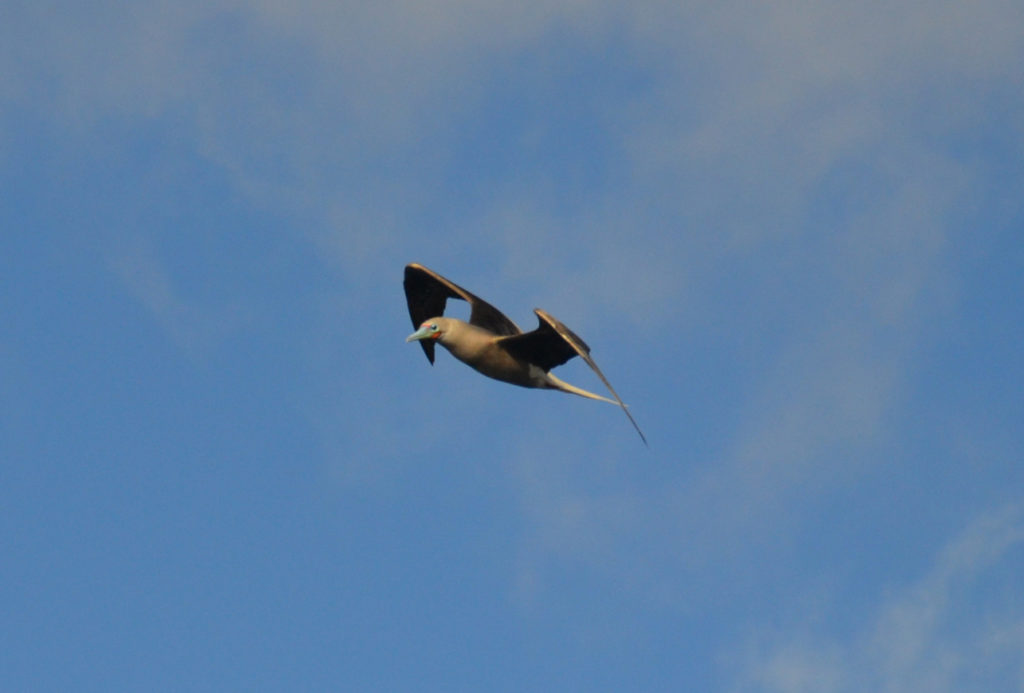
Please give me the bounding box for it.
[734,504,1024,693]
[109,241,253,356]
[8,1,1020,287]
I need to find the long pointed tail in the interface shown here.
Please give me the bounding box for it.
[545,372,618,404]
[545,373,648,446]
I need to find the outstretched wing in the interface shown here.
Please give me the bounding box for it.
[497,309,589,372]
[500,309,647,444]
[403,263,521,363]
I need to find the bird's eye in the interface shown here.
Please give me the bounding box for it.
[430,323,437,330]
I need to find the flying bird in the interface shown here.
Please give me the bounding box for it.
[403,263,646,444]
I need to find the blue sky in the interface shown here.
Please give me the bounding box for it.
[3,1,1023,690]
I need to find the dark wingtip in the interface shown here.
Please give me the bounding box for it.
[626,409,649,447]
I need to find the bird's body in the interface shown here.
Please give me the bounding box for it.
[403,263,646,444]
[429,315,621,402]
[431,317,540,386]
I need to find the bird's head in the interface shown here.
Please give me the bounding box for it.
[406,319,445,343]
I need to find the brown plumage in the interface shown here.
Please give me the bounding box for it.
[404,263,646,445]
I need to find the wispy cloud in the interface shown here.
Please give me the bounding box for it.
[109,241,252,356]
[734,504,1024,692]
[8,1,1020,289]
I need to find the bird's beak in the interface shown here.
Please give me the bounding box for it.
[406,325,434,342]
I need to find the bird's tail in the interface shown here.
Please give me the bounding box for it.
[544,373,619,405]
[544,373,648,446]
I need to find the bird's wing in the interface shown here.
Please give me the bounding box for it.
[499,309,647,444]
[495,309,586,372]
[403,263,521,363]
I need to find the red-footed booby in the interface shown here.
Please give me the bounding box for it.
[403,263,646,445]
